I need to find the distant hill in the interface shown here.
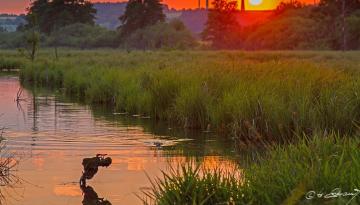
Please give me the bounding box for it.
[93,3,209,34]
[0,14,25,32]
[93,3,127,30]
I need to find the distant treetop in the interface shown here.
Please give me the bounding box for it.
[119,0,165,37]
[26,0,96,34]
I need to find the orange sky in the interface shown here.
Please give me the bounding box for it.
[0,0,315,14]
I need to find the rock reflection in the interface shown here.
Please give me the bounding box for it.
[80,184,112,205]
[80,155,112,205]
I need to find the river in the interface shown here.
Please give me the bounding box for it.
[0,75,238,205]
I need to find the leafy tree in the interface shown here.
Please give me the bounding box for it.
[346,10,360,49]
[46,23,117,49]
[119,0,165,37]
[143,0,166,26]
[122,19,195,50]
[202,0,240,49]
[0,32,25,48]
[119,0,145,37]
[27,0,96,34]
[315,0,360,49]
[318,0,360,16]
[244,8,328,50]
[26,0,51,33]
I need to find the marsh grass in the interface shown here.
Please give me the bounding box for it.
[245,133,360,204]
[143,134,360,205]
[0,59,23,71]
[0,123,21,203]
[4,50,360,142]
[4,50,360,204]
[140,163,243,205]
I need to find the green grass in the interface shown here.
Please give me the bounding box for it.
[2,50,360,142]
[141,164,243,205]
[3,50,360,204]
[0,50,24,70]
[246,133,360,205]
[143,134,360,205]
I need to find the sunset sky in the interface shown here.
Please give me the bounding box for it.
[0,0,315,14]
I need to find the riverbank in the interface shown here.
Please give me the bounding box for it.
[0,75,242,204]
[11,50,360,143]
[144,133,360,204]
[2,50,360,204]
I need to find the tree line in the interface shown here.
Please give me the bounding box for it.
[204,0,360,50]
[1,0,360,50]
[0,0,194,50]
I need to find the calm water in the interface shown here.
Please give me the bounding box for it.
[0,76,238,205]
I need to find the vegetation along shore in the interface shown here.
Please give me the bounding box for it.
[0,50,358,144]
[2,47,360,205]
[142,134,360,204]
[1,0,360,203]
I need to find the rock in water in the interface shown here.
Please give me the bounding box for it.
[80,154,112,186]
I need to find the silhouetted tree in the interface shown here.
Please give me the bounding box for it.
[315,0,360,49]
[119,0,145,37]
[26,0,50,33]
[346,10,360,49]
[275,0,304,15]
[318,0,360,16]
[27,0,96,34]
[143,0,165,25]
[202,0,240,48]
[119,0,165,37]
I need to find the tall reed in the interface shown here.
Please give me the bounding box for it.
[143,134,360,204]
[12,50,360,142]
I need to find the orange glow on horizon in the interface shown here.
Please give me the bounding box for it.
[1,0,316,14]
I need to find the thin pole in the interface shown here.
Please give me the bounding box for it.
[342,0,346,51]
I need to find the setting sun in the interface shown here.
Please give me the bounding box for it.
[249,0,263,6]
[245,0,280,10]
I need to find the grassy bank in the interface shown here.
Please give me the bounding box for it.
[143,134,360,205]
[3,50,360,204]
[2,50,360,142]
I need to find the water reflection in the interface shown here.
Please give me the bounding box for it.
[0,143,22,204]
[81,184,112,205]
[0,76,239,205]
[80,155,112,205]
